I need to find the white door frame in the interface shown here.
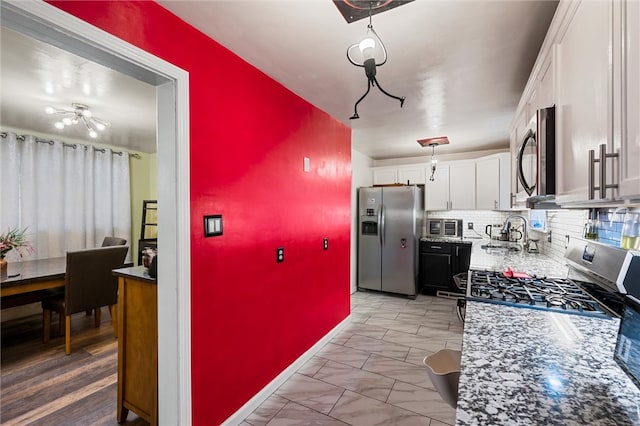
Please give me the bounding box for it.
[1,1,192,424]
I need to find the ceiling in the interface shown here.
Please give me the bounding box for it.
[0,27,157,153]
[0,1,558,159]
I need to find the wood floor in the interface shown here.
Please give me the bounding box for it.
[1,307,146,426]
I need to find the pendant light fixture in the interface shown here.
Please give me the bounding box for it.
[417,136,450,181]
[346,1,405,119]
[45,103,109,138]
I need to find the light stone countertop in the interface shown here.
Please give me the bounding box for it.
[469,239,569,278]
[456,241,640,425]
[456,301,640,425]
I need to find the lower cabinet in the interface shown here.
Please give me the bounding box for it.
[419,241,471,293]
[115,268,158,426]
[420,243,452,292]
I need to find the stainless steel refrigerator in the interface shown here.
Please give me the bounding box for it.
[357,186,424,297]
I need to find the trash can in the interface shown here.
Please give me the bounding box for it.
[423,349,461,409]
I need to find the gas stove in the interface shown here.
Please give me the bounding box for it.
[466,269,623,318]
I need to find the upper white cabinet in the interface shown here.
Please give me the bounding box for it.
[511,0,640,205]
[372,168,397,185]
[397,166,426,185]
[556,0,613,203]
[372,165,426,185]
[425,165,450,210]
[425,162,476,210]
[618,0,640,199]
[476,153,511,210]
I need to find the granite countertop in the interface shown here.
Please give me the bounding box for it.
[469,239,569,278]
[456,301,640,425]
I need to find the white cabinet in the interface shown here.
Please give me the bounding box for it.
[372,168,397,185]
[555,0,614,203]
[449,162,476,210]
[397,166,426,185]
[372,166,426,185]
[425,162,476,210]
[476,153,511,210]
[618,0,640,199]
[536,45,556,110]
[425,165,450,210]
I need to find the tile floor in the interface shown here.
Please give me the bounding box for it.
[241,291,464,426]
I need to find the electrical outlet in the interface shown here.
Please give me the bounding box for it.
[468,222,473,230]
[323,238,328,250]
[276,247,284,263]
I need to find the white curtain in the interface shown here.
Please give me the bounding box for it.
[0,132,131,261]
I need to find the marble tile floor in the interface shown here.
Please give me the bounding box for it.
[241,291,464,426]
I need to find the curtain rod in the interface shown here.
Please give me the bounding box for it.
[0,131,142,159]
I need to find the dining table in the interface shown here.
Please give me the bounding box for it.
[1,257,66,297]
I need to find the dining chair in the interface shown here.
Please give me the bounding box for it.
[101,236,127,247]
[42,245,128,355]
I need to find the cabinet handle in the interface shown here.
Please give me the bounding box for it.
[431,245,442,249]
[589,144,619,199]
[494,200,498,209]
[456,246,459,256]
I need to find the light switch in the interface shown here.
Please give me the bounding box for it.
[303,157,310,173]
[204,214,223,237]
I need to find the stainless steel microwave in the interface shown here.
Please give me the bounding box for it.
[517,105,556,205]
[427,219,463,238]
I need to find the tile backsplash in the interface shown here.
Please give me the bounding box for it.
[426,209,589,265]
[425,210,513,239]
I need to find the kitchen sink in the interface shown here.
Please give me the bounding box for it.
[480,244,520,252]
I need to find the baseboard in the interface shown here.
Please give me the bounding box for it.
[221,314,352,426]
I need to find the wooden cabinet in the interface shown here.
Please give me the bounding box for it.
[476,153,511,210]
[115,267,157,426]
[372,166,426,185]
[618,0,640,199]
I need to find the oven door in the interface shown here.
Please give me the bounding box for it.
[614,296,640,389]
[443,220,458,237]
[428,220,443,236]
[517,127,537,196]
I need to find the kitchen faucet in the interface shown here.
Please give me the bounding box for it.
[502,214,529,250]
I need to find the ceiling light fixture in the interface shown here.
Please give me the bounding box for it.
[417,136,450,181]
[346,1,405,119]
[45,103,109,139]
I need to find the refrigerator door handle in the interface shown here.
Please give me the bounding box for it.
[380,205,386,246]
[378,207,383,246]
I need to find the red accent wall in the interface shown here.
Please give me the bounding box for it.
[48,2,352,424]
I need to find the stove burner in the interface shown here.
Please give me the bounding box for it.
[468,270,616,317]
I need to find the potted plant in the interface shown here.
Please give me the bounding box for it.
[0,227,34,273]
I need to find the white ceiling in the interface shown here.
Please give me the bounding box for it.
[1,1,557,159]
[158,0,558,159]
[0,27,157,153]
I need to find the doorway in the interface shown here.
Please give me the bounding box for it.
[0,2,191,424]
